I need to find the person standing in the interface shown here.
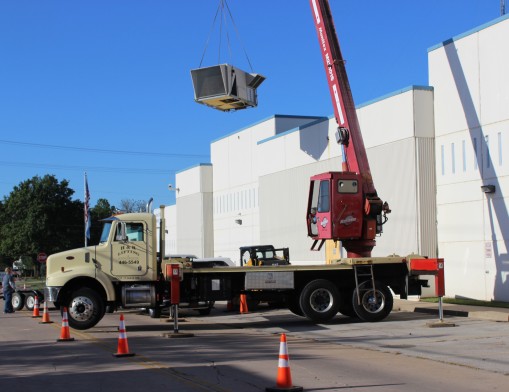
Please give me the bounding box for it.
[2,267,16,314]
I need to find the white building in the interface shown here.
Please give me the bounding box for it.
[429,15,509,301]
[160,14,509,302]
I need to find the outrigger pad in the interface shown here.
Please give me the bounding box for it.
[191,64,265,111]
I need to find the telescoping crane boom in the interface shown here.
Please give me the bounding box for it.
[306,0,390,258]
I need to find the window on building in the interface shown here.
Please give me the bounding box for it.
[451,142,456,174]
[473,138,478,170]
[462,140,466,172]
[498,132,502,166]
[441,145,445,175]
[485,135,491,169]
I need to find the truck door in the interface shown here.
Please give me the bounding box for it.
[307,177,332,239]
[110,221,149,278]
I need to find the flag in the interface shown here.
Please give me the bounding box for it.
[84,173,91,241]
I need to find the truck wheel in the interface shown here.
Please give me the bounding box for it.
[299,279,340,322]
[12,292,25,311]
[25,294,36,311]
[66,288,105,330]
[352,281,393,322]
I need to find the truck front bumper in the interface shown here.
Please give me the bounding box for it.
[44,286,62,303]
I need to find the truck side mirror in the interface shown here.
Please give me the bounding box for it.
[118,222,128,242]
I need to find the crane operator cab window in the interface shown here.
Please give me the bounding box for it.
[317,180,330,212]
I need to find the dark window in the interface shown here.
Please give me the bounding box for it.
[317,180,330,212]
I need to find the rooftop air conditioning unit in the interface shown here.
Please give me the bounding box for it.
[191,64,265,111]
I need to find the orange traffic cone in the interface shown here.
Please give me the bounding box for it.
[57,307,75,342]
[240,293,249,314]
[31,295,41,318]
[39,300,53,324]
[113,313,135,357]
[265,334,303,392]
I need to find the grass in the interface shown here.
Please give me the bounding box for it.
[421,297,509,309]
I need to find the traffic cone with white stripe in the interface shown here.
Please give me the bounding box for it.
[113,313,135,357]
[39,300,53,324]
[265,334,303,392]
[32,295,41,318]
[57,307,75,342]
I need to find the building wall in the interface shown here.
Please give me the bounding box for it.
[175,164,213,258]
[429,15,509,301]
[154,204,176,257]
[211,115,326,262]
[170,16,508,302]
[255,88,436,264]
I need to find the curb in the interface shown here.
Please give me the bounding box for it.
[394,300,509,322]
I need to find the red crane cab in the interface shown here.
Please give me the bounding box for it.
[306,171,387,257]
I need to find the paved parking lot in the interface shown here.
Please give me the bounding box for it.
[0,300,508,391]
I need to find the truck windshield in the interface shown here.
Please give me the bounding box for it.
[99,222,112,243]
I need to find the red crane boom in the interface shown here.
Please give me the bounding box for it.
[306,0,390,258]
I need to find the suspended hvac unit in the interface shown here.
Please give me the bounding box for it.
[191,64,265,111]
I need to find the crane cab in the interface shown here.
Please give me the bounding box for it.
[307,171,386,256]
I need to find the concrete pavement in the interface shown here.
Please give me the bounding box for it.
[394,298,509,322]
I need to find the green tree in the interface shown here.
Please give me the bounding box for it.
[0,175,83,261]
[89,198,116,244]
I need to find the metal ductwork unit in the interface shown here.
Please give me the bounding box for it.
[191,64,265,111]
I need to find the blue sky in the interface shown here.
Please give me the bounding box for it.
[0,1,502,209]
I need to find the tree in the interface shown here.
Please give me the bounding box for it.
[0,175,83,261]
[119,199,147,213]
[89,198,116,244]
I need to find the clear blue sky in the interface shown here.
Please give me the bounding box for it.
[0,1,502,209]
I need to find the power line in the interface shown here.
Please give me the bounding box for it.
[0,160,175,174]
[0,139,209,159]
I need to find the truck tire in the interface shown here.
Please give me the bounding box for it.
[66,288,105,330]
[12,292,25,311]
[352,280,393,322]
[25,294,36,311]
[299,279,340,322]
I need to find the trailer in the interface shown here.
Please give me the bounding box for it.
[11,288,45,311]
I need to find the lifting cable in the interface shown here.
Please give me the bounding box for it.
[198,0,254,72]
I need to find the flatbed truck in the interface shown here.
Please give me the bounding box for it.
[44,206,434,330]
[45,0,442,330]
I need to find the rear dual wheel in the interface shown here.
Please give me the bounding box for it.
[352,280,393,322]
[299,279,340,322]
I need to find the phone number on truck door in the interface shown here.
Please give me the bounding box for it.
[118,260,140,265]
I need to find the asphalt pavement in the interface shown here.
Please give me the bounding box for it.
[1,298,508,391]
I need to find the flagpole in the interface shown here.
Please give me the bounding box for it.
[84,172,90,247]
